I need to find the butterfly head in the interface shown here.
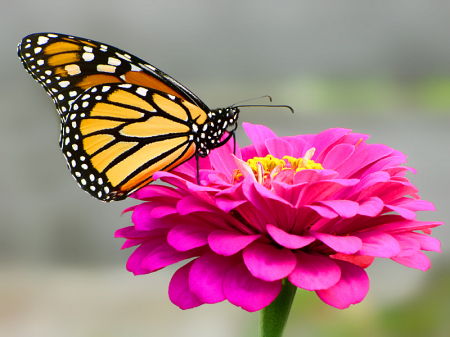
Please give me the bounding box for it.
[194,106,240,157]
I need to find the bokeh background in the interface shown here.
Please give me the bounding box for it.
[1,1,449,336]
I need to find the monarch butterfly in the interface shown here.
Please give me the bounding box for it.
[18,33,292,202]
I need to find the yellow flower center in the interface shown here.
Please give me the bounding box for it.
[247,155,286,173]
[236,148,324,182]
[283,155,324,172]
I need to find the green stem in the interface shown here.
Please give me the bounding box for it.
[259,279,297,337]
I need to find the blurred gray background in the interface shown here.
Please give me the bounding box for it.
[1,1,449,336]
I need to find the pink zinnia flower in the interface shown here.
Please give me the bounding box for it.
[115,123,443,311]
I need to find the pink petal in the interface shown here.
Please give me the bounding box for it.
[389,198,436,212]
[151,205,178,218]
[271,181,307,208]
[391,250,431,271]
[284,135,308,158]
[384,204,417,220]
[330,253,375,269]
[392,234,421,257]
[288,251,341,290]
[154,171,217,193]
[300,179,359,206]
[358,143,395,174]
[215,177,250,213]
[376,181,419,204]
[317,200,359,218]
[167,223,214,251]
[316,259,369,309]
[242,123,277,157]
[209,139,241,176]
[306,128,352,161]
[266,224,315,249]
[293,169,338,185]
[358,197,384,216]
[172,155,212,177]
[121,205,137,214]
[132,185,182,200]
[176,196,219,215]
[351,171,391,199]
[332,142,368,178]
[115,226,149,239]
[142,243,203,272]
[169,261,204,309]
[232,155,256,181]
[378,220,443,234]
[242,178,296,232]
[223,262,282,312]
[308,205,338,219]
[208,230,262,256]
[356,231,400,258]
[266,138,293,158]
[126,237,167,275]
[189,252,241,303]
[121,237,152,249]
[243,242,297,281]
[310,231,362,254]
[240,145,258,162]
[401,232,441,253]
[322,144,355,170]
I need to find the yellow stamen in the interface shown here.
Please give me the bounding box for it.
[247,154,285,173]
[283,148,323,172]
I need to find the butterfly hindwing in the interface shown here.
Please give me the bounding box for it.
[17,32,208,119]
[62,83,203,201]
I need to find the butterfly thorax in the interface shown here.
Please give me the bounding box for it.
[194,107,240,157]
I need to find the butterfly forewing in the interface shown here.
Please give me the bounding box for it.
[63,83,201,201]
[18,33,208,119]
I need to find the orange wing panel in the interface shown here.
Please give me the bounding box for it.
[124,71,185,100]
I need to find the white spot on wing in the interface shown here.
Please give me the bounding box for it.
[65,64,81,76]
[97,64,116,73]
[108,57,121,66]
[82,53,94,62]
[136,87,148,96]
[130,64,141,71]
[37,36,49,45]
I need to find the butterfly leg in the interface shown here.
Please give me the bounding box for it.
[195,152,200,185]
[232,131,236,155]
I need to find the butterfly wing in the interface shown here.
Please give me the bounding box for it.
[63,83,209,201]
[17,32,209,120]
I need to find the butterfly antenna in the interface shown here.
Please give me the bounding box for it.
[234,104,294,113]
[231,95,272,106]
